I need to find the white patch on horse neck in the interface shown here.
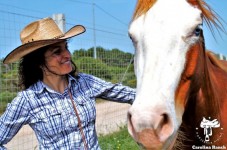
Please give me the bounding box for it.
[129,0,202,126]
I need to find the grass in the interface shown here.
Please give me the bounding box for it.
[98,126,139,150]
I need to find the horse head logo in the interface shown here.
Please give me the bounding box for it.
[200,117,220,141]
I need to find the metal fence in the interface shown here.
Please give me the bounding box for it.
[0,2,135,149]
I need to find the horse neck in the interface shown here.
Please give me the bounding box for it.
[204,52,227,136]
[183,34,220,121]
[174,34,227,148]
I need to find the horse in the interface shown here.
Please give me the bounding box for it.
[127,0,227,149]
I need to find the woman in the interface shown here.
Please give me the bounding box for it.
[0,17,135,150]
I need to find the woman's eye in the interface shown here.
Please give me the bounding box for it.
[194,24,203,36]
[53,49,61,55]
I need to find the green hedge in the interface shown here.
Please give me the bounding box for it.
[0,91,17,114]
[74,57,112,80]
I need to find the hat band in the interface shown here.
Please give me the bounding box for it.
[24,34,64,44]
[53,34,64,39]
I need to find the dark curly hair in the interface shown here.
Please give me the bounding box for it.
[18,42,78,89]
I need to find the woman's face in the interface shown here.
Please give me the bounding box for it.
[43,41,72,76]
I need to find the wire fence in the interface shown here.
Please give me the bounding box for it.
[0,2,135,149]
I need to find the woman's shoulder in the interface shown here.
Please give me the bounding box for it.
[8,90,31,110]
[76,73,97,82]
[77,72,94,79]
[77,73,110,87]
[17,88,36,101]
[74,73,107,87]
[16,82,42,102]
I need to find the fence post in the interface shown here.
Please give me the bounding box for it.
[52,13,66,33]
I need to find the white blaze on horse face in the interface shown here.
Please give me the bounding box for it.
[128,0,202,147]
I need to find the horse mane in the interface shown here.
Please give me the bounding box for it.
[132,0,157,19]
[188,0,225,36]
[206,51,227,73]
[133,0,225,34]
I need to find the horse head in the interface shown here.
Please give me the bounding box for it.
[127,0,224,149]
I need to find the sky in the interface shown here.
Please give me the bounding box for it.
[0,0,227,58]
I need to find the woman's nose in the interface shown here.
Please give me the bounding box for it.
[62,49,71,57]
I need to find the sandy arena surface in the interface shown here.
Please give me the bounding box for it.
[5,101,131,150]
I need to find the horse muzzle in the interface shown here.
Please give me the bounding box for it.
[127,105,175,150]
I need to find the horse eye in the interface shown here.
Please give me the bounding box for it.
[128,33,133,41]
[194,24,203,36]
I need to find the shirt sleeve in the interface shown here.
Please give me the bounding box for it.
[0,92,30,148]
[84,74,136,104]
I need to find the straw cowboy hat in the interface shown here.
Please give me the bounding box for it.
[3,17,86,64]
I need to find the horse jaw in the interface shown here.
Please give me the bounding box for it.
[128,0,202,149]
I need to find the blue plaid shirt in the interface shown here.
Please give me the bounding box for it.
[0,73,135,150]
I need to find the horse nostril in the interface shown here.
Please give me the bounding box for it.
[127,111,134,134]
[160,114,169,128]
[127,111,132,120]
[156,113,173,142]
[127,110,139,141]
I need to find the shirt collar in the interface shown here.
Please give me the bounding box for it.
[67,74,77,89]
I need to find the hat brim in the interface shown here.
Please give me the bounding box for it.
[3,25,86,64]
